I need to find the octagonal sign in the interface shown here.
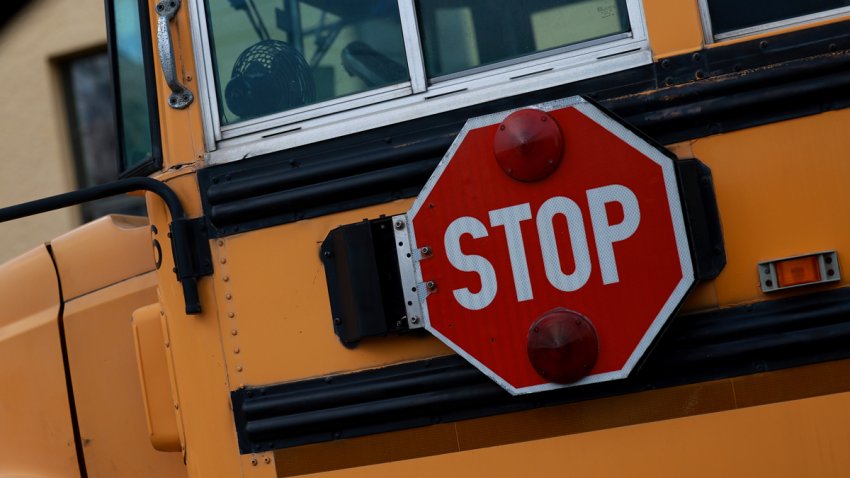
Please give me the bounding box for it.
[406,97,694,395]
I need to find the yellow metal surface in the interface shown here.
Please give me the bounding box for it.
[145,173,248,478]
[133,303,182,452]
[63,272,186,477]
[144,0,247,457]
[642,0,704,57]
[691,108,850,307]
[0,246,80,476]
[212,200,450,388]
[50,214,154,300]
[308,390,850,478]
[129,1,850,475]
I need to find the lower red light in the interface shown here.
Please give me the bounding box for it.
[493,109,564,182]
[527,308,599,384]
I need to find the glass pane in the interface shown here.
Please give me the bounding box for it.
[417,0,630,78]
[63,52,147,221]
[67,55,120,186]
[708,0,850,35]
[205,0,409,125]
[114,0,155,171]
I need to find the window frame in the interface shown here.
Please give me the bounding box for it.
[105,0,164,178]
[698,0,850,43]
[188,0,651,165]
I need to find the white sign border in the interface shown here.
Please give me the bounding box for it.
[408,96,695,395]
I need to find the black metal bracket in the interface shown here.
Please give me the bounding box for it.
[168,216,213,311]
[0,177,212,314]
[675,158,726,281]
[320,216,413,346]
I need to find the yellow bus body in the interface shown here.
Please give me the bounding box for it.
[3,0,850,476]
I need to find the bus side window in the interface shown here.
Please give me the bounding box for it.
[193,0,645,161]
[205,0,409,124]
[107,0,162,177]
[702,0,850,41]
[417,0,630,78]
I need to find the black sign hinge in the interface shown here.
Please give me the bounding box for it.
[169,216,214,295]
[676,158,726,281]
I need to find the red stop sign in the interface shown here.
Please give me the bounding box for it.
[408,97,694,395]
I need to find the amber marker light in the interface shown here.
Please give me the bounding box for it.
[527,308,599,384]
[759,251,840,292]
[776,256,821,288]
[493,109,564,182]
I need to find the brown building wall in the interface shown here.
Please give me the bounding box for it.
[0,0,107,264]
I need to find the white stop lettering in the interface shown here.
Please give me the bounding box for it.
[443,184,640,310]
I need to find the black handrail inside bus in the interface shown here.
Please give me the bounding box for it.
[0,177,204,315]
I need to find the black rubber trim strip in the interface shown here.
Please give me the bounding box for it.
[232,285,850,453]
[199,20,850,238]
[210,159,439,227]
[612,51,850,143]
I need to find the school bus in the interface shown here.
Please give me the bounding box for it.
[2,0,850,476]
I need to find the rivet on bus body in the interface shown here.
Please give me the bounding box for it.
[494,109,564,182]
[527,308,598,384]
